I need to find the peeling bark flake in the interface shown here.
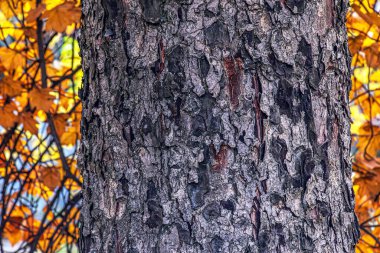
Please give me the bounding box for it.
[153,38,165,76]
[223,56,242,110]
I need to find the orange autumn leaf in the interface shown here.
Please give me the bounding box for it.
[4,216,23,246]
[23,26,37,40]
[351,4,380,27]
[0,1,21,19]
[349,34,365,55]
[42,2,81,33]
[50,113,69,136]
[0,103,18,129]
[22,217,41,240]
[61,127,77,145]
[19,112,38,135]
[6,204,32,217]
[26,3,46,23]
[363,43,380,68]
[3,205,32,245]
[29,88,55,112]
[0,47,24,71]
[38,166,61,190]
[0,76,23,97]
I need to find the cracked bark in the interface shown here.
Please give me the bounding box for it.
[79,0,360,252]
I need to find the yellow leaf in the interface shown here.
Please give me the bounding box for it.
[351,105,366,135]
[43,0,65,10]
[16,92,28,109]
[0,20,15,40]
[42,2,81,33]
[65,22,76,35]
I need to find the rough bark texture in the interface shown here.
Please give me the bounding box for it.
[79,0,360,252]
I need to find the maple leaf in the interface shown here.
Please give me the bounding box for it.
[26,3,46,23]
[3,205,31,245]
[29,88,55,112]
[0,103,18,129]
[4,216,23,245]
[50,113,69,137]
[18,112,38,135]
[61,127,77,146]
[352,4,380,27]
[348,34,365,55]
[42,2,81,33]
[0,76,23,97]
[38,166,62,190]
[0,1,21,19]
[0,47,24,71]
[363,43,380,68]
[0,20,15,40]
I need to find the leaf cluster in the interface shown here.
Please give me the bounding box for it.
[348,0,380,251]
[0,0,82,252]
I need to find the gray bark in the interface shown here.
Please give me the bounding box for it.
[79,0,360,252]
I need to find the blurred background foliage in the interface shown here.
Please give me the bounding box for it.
[0,0,81,252]
[349,0,380,251]
[0,0,379,252]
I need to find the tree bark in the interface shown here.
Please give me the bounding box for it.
[79,0,360,252]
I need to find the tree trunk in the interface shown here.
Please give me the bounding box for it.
[79,0,359,252]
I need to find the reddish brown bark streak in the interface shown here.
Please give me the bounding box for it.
[223,56,242,110]
[211,144,228,172]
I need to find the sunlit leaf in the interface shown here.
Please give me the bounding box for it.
[38,166,62,190]
[0,46,24,71]
[42,2,81,33]
[0,76,23,97]
[26,3,46,23]
[29,88,55,112]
